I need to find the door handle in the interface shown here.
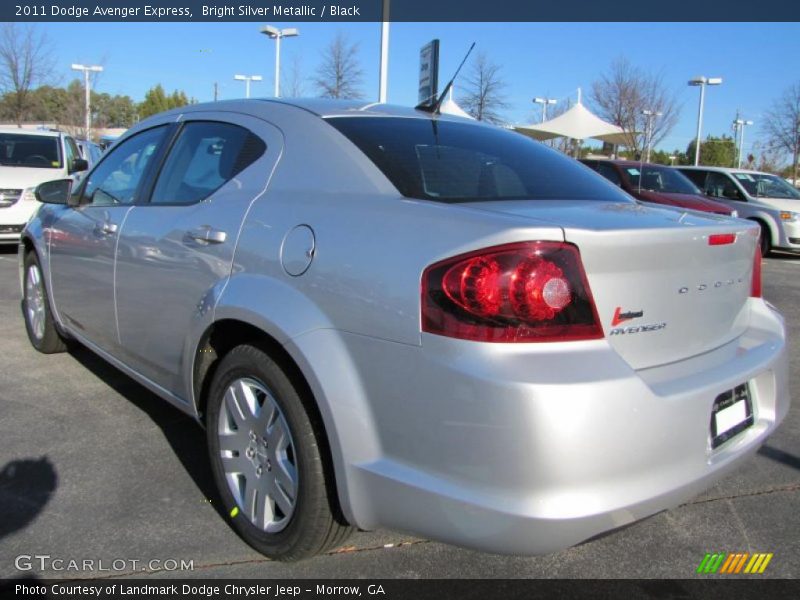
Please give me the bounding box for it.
[95,222,118,236]
[187,227,227,244]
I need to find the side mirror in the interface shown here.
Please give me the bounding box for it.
[70,157,89,174]
[34,179,73,205]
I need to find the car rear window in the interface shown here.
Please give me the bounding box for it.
[0,133,61,168]
[326,117,631,203]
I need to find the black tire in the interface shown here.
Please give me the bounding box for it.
[22,252,67,354]
[206,344,352,561]
[758,222,771,257]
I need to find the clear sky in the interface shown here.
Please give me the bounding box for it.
[40,21,800,155]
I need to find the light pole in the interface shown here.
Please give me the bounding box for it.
[71,63,103,137]
[533,97,557,123]
[233,74,262,99]
[688,76,722,166]
[733,117,753,169]
[641,109,662,163]
[260,25,299,98]
[378,0,390,102]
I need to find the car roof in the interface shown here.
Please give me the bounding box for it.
[166,97,482,125]
[0,128,62,137]
[581,158,672,169]
[675,165,775,176]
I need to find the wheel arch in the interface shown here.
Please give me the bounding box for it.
[191,318,360,526]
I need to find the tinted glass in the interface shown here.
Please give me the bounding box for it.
[150,121,264,205]
[679,169,708,188]
[705,172,743,201]
[327,117,631,203]
[732,172,800,200]
[0,133,61,168]
[621,165,700,194]
[82,126,167,206]
[594,162,622,186]
[65,137,80,171]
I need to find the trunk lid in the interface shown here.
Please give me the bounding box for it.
[464,200,759,370]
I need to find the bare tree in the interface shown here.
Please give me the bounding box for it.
[314,32,363,99]
[0,24,54,126]
[459,52,508,125]
[590,57,680,154]
[762,81,800,184]
[283,54,306,98]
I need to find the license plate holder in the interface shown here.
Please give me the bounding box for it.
[710,384,754,449]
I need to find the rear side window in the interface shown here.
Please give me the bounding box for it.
[326,117,631,203]
[150,121,265,205]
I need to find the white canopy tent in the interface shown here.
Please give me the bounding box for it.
[514,91,632,147]
[439,88,474,120]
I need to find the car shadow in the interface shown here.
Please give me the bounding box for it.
[66,344,227,521]
[758,445,800,472]
[0,245,17,256]
[766,250,800,261]
[0,456,58,540]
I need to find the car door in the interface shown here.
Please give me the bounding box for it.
[114,113,281,396]
[48,125,170,353]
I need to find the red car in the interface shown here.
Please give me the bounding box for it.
[580,159,736,216]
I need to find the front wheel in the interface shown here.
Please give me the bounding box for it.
[758,222,771,257]
[206,344,352,561]
[22,252,67,354]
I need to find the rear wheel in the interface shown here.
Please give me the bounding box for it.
[206,344,352,561]
[22,252,67,354]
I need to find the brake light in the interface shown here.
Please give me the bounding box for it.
[422,242,603,342]
[751,235,762,298]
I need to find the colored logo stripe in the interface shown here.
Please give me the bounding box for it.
[744,553,773,574]
[697,552,773,574]
[697,553,726,573]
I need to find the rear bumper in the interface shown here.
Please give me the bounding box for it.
[288,298,789,555]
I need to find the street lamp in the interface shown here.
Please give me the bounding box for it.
[71,63,103,137]
[533,97,557,122]
[641,109,662,163]
[260,25,299,98]
[233,74,262,99]
[688,76,722,166]
[733,117,754,169]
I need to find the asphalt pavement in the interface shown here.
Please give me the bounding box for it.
[0,245,798,579]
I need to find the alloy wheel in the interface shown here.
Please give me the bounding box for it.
[217,377,298,533]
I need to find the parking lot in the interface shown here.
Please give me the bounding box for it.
[0,244,798,580]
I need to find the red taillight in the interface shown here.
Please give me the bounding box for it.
[751,235,762,298]
[708,233,737,246]
[422,241,604,342]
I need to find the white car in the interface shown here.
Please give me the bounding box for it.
[677,166,800,256]
[0,128,87,243]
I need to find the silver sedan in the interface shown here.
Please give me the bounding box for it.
[19,99,790,561]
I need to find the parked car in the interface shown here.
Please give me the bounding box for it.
[75,138,104,168]
[20,99,789,561]
[0,128,87,243]
[580,159,735,216]
[677,166,800,256]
